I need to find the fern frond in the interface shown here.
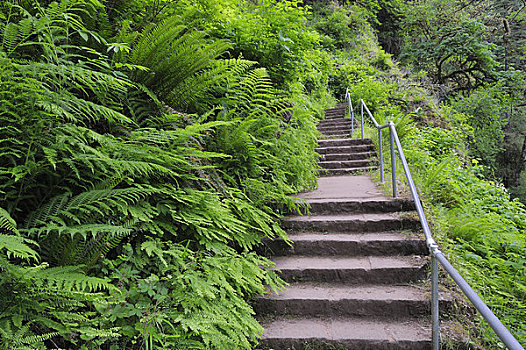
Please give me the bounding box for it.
[32,265,113,292]
[0,207,18,234]
[0,234,38,260]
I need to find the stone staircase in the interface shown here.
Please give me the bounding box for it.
[316,105,376,176]
[256,107,433,349]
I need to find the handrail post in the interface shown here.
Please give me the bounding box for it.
[431,251,440,350]
[378,128,384,182]
[349,93,354,138]
[389,122,397,198]
[351,98,354,138]
[360,100,364,140]
[361,104,364,139]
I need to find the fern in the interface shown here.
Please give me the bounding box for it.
[126,16,253,112]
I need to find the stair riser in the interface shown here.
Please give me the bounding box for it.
[264,239,427,257]
[316,145,375,154]
[320,134,351,139]
[318,119,353,125]
[307,200,416,215]
[255,299,429,319]
[320,135,353,139]
[318,124,353,130]
[277,266,426,285]
[324,109,346,115]
[282,218,420,233]
[318,139,373,147]
[320,160,374,169]
[318,123,354,130]
[259,338,431,350]
[318,119,356,129]
[318,168,376,176]
[319,130,351,136]
[321,152,374,161]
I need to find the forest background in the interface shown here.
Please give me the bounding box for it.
[0,0,524,349]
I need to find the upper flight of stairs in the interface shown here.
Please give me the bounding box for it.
[316,105,377,176]
[256,106,434,350]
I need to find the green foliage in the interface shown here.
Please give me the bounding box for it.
[211,0,320,88]
[449,85,508,175]
[0,0,323,348]
[400,1,500,93]
[97,241,282,349]
[405,123,526,345]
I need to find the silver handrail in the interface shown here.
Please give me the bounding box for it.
[353,97,524,350]
[344,89,354,137]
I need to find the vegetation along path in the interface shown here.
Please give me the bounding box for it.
[256,106,434,349]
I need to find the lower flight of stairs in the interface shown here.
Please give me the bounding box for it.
[256,187,432,349]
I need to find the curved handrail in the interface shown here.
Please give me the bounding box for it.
[354,97,524,350]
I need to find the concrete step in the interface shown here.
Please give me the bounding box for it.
[319,131,353,138]
[318,126,351,132]
[320,134,352,139]
[318,122,353,129]
[255,284,429,318]
[319,128,351,135]
[318,167,377,176]
[317,123,351,130]
[320,152,374,161]
[282,212,419,233]
[258,316,431,350]
[306,198,416,215]
[325,115,347,120]
[324,109,347,116]
[263,232,427,256]
[319,159,375,169]
[272,255,427,284]
[318,138,373,147]
[316,144,375,154]
[318,118,353,126]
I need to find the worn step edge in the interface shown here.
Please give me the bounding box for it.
[273,255,427,284]
[320,134,352,139]
[262,232,427,256]
[318,167,377,176]
[320,152,374,161]
[318,120,353,125]
[318,138,373,145]
[303,198,416,214]
[282,212,419,232]
[257,316,431,350]
[321,135,352,139]
[319,160,374,169]
[318,126,352,132]
[255,284,432,318]
[316,145,376,154]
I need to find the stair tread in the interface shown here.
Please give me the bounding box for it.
[303,197,412,204]
[260,316,431,342]
[316,146,375,153]
[272,255,425,270]
[286,232,422,241]
[260,283,426,301]
[319,166,376,174]
[319,159,373,165]
[284,212,414,222]
[318,137,372,143]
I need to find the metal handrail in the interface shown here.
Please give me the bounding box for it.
[344,89,354,137]
[350,97,524,350]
